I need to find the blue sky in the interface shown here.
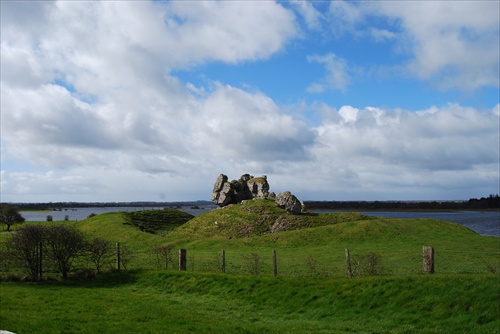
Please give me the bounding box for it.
[1,1,499,203]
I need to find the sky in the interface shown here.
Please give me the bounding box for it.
[1,0,499,203]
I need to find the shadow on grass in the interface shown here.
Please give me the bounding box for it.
[1,269,141,288]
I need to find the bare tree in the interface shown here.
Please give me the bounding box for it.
[305,255,318,277]
[351,252,384,277]
[4,225,45,280]
[44,225,86,279]
[0,204,25,231]
[243,253,261,275]
[87,237,113,274]
[119,245,135,270]
[152,245,173,270]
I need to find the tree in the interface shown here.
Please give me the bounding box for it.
[151,245,173,270]
[3,224,104,280]
[4,225,45,281]
[118,245,135,270]
[44,225,86,279]
[0,204,25,231]
[87,237,112,274]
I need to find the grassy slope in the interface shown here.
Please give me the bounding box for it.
[74,212,166,251]
[169,199,376,239]
[164,201,499,276]
[1,271,498,333]
[1,202,499,333]
[123,209,194,234]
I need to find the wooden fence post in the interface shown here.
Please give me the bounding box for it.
[273,250,278,277]
[39,241,43,280]
[423,246,434,273]
[179,249,187,271]
[345,248,353,278]
[116,242,121,271]
[221,249,226,273]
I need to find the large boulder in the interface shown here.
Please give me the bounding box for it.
[247,176,270,199]
[211,174,234,207]
[211,173,271,207]
[275,191,302,215]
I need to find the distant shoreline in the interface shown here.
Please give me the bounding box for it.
[305,198,499,211]
[4,196,499,212]
[7,201,215,211]
[312,208,500,212]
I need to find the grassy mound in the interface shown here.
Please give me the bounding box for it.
[73,212,165,253]
[169,199,375,239]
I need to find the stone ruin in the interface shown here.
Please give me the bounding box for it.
[211,173,304,215]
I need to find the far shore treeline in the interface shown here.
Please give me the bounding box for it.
[306,195,499,211]
[10,201,214,211]
[4,194,499,211]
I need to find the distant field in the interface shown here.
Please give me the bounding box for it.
[1,200,499,333]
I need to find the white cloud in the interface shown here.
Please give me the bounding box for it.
[2,97,498,201]
[1,1,298,94]
[290,1,323,31]
[369,28,396,43]
[312,103,499,173]
[315,1,500,91]
[338,105,360,123]
[164,1,298,65]
[307,53,350,93]
[280,104,499,200]
[1,0,301,167]
[493,104,500,117]
[380,1,500,91]
[189,83,316,162]
[327,0,364,36]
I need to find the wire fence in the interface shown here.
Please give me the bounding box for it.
[2,241,497,279]
[116,245,500,278]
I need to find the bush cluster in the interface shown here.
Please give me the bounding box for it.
[1,225,113,280]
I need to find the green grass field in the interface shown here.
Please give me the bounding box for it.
[1,200,499,333]
[1,272,498,333]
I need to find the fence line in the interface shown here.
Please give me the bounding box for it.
[4,239,497,280]
[113,245,500,278]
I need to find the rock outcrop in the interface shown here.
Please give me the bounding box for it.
[210,174,233,207]
[211,174,270,206]
[275,191,302,215]
[211,173,303,215]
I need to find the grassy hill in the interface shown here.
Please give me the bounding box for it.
[30,200,497,276]
[169,199,377,239]
[159,200,498,277]
[1,201,499,333]
[73,212,165,251]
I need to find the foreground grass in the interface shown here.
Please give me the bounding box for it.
[1,271,498,333]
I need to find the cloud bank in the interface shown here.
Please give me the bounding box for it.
[1,1,498,202]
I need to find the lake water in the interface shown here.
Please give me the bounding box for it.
[20,207,499,237]
[20,206,217,222]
